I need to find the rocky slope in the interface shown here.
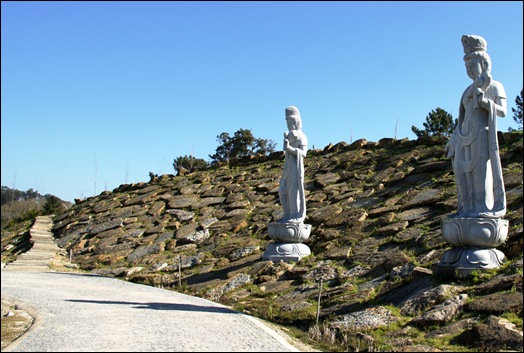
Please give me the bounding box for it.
[28,133,524,351]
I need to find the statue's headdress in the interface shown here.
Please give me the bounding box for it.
[461,34,491,71]
[462,34,487,54]
[285,106,300,116]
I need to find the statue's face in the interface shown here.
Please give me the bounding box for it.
[286,115,298,130]
[465,58,483,80]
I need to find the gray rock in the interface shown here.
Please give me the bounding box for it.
[330,306,399,330]
[410,294,468,326]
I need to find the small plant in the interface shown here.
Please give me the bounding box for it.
[501,312,523,330]
[307,323,340,351]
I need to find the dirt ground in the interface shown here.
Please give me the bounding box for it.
[1,299,33,350]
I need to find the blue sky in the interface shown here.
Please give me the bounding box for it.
[2,1,523,203]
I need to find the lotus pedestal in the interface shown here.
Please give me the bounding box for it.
[437,217,508,276]
[263,222,311,262]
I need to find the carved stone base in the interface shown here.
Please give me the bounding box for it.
[262,242,311,262]
[441,217,508,247]
[267,222,311,242]
[438,216,507,276]
[437,246,505,276]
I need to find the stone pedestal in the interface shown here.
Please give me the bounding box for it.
[437,217,508,275]
[263,222,311,262]
[263,243,311,262]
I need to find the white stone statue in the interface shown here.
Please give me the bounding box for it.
[438,35,509,275]
[278,106,309,223]
[263,106,311,262]
[445,34,507,219]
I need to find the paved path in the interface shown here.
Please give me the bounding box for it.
[1,271,304,352]
[1,217,313,352]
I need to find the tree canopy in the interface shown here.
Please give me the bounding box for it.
[1,187,45,205]
[510,89,523,131]
[209,128,276,164]
[411,107,456,138]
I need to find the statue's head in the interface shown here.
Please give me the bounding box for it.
[462,35,487,54]
[462,34,491,76]
[285,106,302,130]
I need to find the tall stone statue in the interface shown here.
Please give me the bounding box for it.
[445,34,507,219]
[263,106,312,262]
[439,35,509,275]
[278,106,308,223]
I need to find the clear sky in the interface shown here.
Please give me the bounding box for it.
[2,1,523,203]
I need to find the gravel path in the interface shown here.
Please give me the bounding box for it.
[1,271,304,352]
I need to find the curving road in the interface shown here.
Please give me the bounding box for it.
[1,217,314,352]
[1,270,305,352]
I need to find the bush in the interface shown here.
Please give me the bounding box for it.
[43,195,67,216]
[172,155,209,175]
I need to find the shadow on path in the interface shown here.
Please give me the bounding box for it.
[64,299,240,314]
[46,272,109,278]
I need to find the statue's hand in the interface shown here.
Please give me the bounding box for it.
[476,90,491,109]
[445,140,454,158]
[474,88,489,110]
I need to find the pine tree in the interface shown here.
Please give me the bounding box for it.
[411,107,456,138]
[510,89,523,131]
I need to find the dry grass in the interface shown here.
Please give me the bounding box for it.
[1,300,33,350]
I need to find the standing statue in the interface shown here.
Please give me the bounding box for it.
[278,106,308,223]
[263,106,312,262]
[445,34,507,219]
[439,35,509,275]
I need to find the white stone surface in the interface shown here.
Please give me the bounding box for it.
[262,243,311,262]
[439,35,509,274]
[264,106,311,262]
[445,34,507,219]
[278,106,308,223]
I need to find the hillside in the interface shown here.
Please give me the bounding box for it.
[5,132,524,351]
[1,187,71,227]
